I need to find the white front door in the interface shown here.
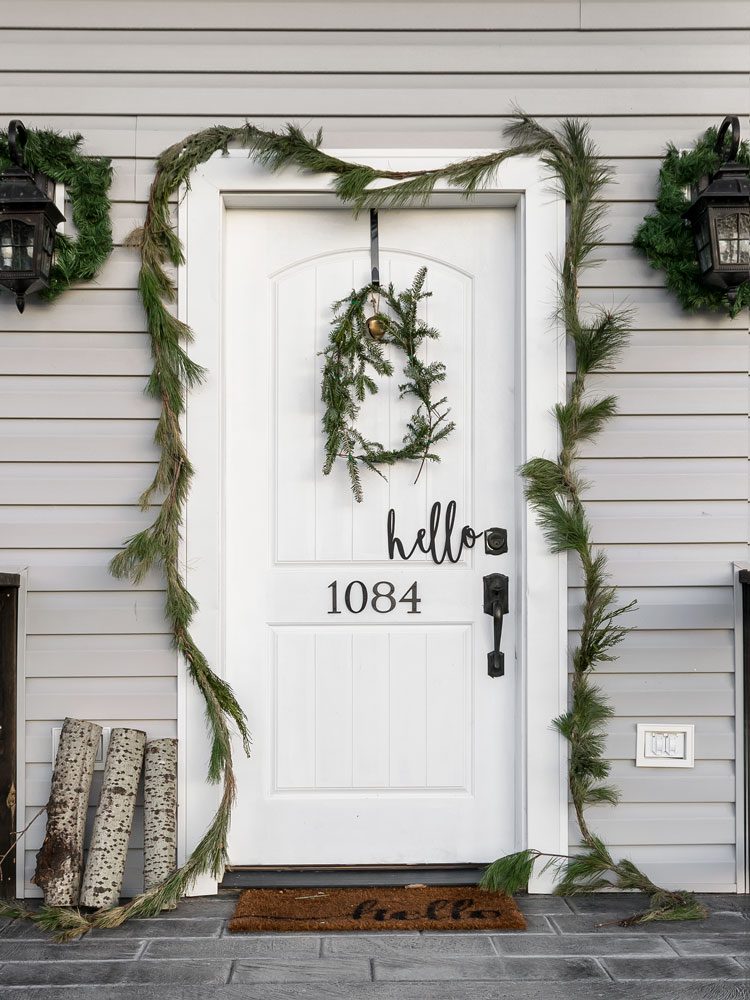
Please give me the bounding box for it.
[223,205,518,866]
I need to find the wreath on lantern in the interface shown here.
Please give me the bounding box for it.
[321,266,455,501]
[0,125,113,302]
[633,123,750,318]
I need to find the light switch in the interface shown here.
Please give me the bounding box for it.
[636,724,694,768]
[645,730,684,758]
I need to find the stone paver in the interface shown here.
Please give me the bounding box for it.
[145,934,321,958]
[499,913,555,933]
[510,896,573,914]
[603,955,748,981]
[550,910,749,934]
[0,916,224,940]
[322,931,496,955]
[0,939,145,962]
[0,959,232,986]
[565,894,651,915]
[88,917,226,939]
[490,933,674,956]
[667,935,750,957]
[3,984,750,1000]
[154,896,238,917]
[0,892,746,998]
[231,956,371,982]
[371,954,609,981]
[698,895,750,914]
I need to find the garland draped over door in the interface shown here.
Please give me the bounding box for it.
[1,114,705,938]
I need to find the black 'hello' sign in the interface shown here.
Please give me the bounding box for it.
[387,500,507,565]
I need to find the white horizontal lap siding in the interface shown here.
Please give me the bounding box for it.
[0,178,172,896]
[5,2,747,896]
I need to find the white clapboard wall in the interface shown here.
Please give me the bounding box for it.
[3,0,747,895]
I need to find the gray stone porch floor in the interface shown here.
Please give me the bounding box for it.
[0,892,748,998]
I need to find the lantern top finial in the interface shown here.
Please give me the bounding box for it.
[7,120,27,170]
[704,115,750,194]
[715,116,741,165]
[714,115,740,163]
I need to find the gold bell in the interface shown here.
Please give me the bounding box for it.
[366,315,386,341]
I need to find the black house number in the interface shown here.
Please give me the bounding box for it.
[328,580,421,615]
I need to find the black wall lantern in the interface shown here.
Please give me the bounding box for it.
[683,116,750,304]
[0,120,65,313]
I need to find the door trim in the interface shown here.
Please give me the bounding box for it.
[0,572,20,899]
[733,563,748,894]
[179,150,567,895]
[5,567,28,899]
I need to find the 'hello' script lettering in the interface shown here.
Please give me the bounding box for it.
[352,898,506,922]
[387,500,481,565]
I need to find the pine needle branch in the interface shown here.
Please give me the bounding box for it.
[478,116,702,926]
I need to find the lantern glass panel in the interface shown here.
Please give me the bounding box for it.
[692,209,712,274]
[0,218,35,273]
[740,212,750,263]
[715,211,750,265]
[39,220,56,278]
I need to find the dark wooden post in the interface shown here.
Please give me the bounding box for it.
[0,574,20,899]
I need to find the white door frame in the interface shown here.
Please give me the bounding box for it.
[732,563,747,893]
[178,149,567,895]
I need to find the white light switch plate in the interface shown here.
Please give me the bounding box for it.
[636,723,694,768]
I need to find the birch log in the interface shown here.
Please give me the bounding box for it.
[143,738,178,893]
[32,718,102,906]
[79,727,145,909]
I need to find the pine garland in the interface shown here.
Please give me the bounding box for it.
[0,128,113,299]
[0,114,707,939]
[478,117,706,924]
[321,267,455,500]
[633,125,750,318]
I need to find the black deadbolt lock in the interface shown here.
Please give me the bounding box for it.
[484,527,508,555]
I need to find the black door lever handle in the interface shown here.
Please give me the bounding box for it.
[483,573,509,677]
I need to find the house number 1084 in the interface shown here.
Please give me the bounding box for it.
[327,580,421,614]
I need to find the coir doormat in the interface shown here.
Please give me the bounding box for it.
[228,885,526,933]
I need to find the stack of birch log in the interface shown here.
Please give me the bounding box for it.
[32,718,177,909]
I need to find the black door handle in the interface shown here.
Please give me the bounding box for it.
[483,573,509,677]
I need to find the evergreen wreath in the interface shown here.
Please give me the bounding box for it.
[633,125,750,318]
[321,267,455,501]
[0,128,113,299]
[0,114,705,940]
